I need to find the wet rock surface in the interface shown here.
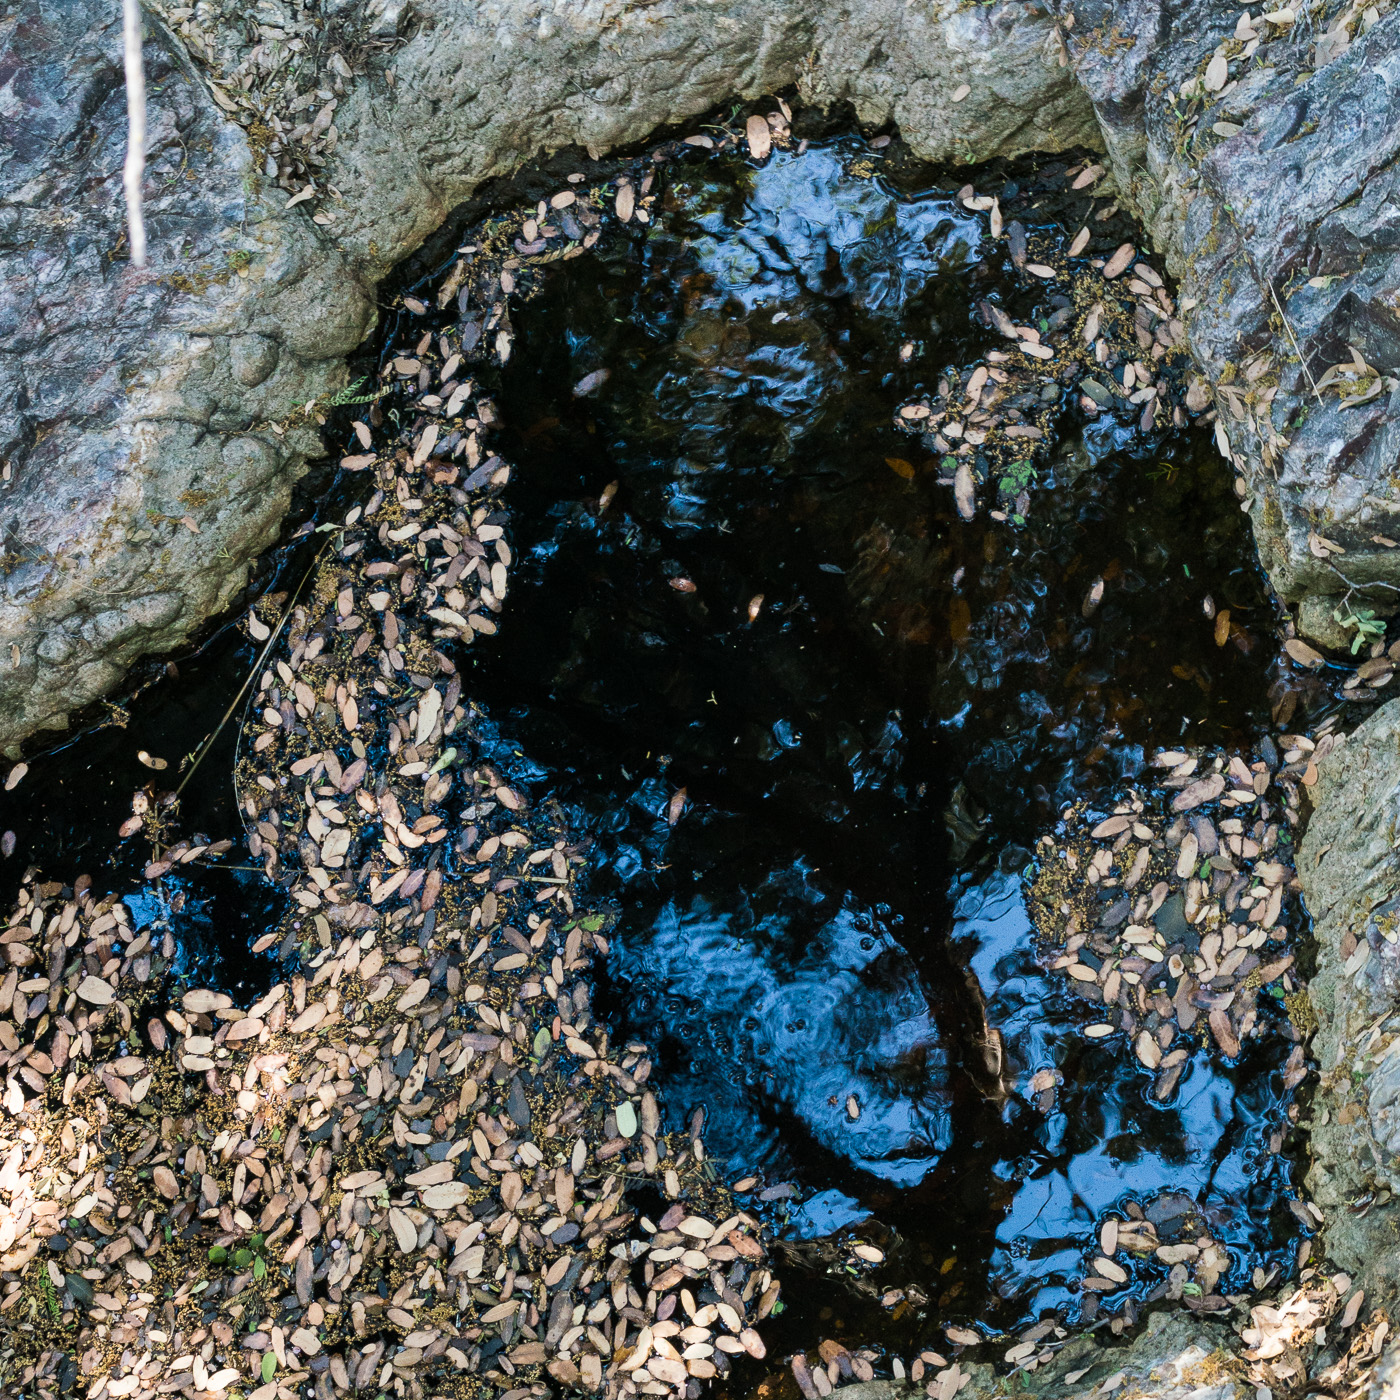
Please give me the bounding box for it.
[0,0,371,752]
[1299,697,1400,1303]
[1060,0,1400,641]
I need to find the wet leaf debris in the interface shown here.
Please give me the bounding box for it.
[894,170,1200,523]
[1020,738,1327,1322]
[1028,742,1313,1092]
[0,137,793,1400]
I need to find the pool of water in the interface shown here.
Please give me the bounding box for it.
[0,126,1311,1351]
[453,134,1302,1336]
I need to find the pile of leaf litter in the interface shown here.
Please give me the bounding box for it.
[0,125,813,1400]
[1025,735,1323,1319]
[892,162,1203,525]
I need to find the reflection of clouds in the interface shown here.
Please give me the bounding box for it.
[685,146,983,316]
[613,872,954,1187]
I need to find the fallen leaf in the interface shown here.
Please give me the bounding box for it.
[745,114,772,161]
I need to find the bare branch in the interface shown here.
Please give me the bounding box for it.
[122,0,147,267]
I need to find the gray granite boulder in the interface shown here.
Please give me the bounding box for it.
[0,0,1095,752]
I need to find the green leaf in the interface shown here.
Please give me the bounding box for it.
[208,1246,227,1264]
[581,913,606,932]
[250,1233,266,1252]
[262,1353,277,1383]
[234,1248,253,1268]
[254,1255,267,1280]
[532,1026,551,1060]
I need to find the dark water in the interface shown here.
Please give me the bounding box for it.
[0,133,1307,1346]
[458,136,1303,1335]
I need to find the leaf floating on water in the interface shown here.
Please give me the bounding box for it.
[1102,243,1135,280]
[1171,772,1226,811]
[953,462,976,520]
[598,479,619,513]
[745,114,772,161]
[1082,576,1105,617]
[4,762,26,791]
[885,456,916,480]
[669,576,697,593]
[746,593,764,622]
[1069,227,1091,257]
[1007,221,1027,269]
[615,181,635,223]
[666,787,687,826]
[1285,638,1325,668]
[573,368,610,397]
[0,830,13,857]
[137,750,168,771]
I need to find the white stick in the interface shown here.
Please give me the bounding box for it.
[122,0,147,267]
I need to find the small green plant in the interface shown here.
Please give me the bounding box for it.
[1333,606,1387,654]
[34,1264,61,1321]
[997,458,1036,496]
[208,1230,270,1280]
[325,377,389,408]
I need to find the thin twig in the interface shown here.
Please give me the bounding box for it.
[174,537,335,801]
[1267,277,1322,405]
[122,0,148,267]
[1326,559,1400,595]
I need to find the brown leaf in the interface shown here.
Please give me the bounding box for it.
[954,462,976,521]
[745,114,772,161]
[1284,638,1325,668]
[1102,244,1135,280]
[1171,773,1225,811]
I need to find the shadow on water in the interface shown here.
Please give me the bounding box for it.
[458,134,1299,1336]
[0,128,1305,1348]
